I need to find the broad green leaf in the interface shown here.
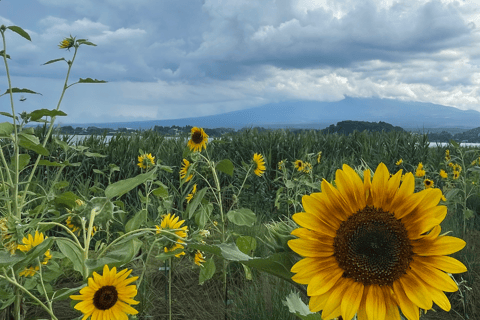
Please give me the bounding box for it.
[43,58,66,65]
[242,252,296,284]
[85,239,142,274]
[29,109,67,121]
[56,238,85,277]
[77,40,97,46]
[199,258,216,285]
[217,243,251,261]
[54,137,70,152]
[84,197,115,226]
[445,188,460,201]
[0,122,14,137]
[125,209,147,233]
[242,264,253,280]
[216,159,234,177]
[0,296,15,310]
[105,169,157,199]
[38,160,65,167]
[186,187,208,219]
[152,185,168,198]
[449,140,460,148]
[7,26,31,41]
[93,169,105,175]
[78,78,107,84]
[283,291,323,319]
[0,88,41,96]
[18,132,49,156]
[54,181,69,190]
[285,180,295,188]
[236,236,257,256]
[464,208,475,220]
[54,191,78,209]
[12,154,30,172]
[0,251,25,268]
[226,208,257,227]
[194,202,213,228]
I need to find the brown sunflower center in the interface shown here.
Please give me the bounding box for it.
[333,206,413,286]
[191,131,204,144]
[93,285,118,310]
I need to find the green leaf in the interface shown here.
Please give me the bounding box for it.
[56,238,85,277]
[11,154,30,172]
[242,252,296,284]
[236,236,257,256]
[105,169,157,199]
[78,78,107,84]
[226,208,257,227]
[464,208,475,220]
[29,109,67,121]
[52,285,86,301]
[445,188,460,201]
[0,112,14,119]
[217,243,251,261]
[186,187,208,219]
[0,296,15,310]
[7,26,31,41]
[195,202,213,228]
[43,58,66,65]
[0,50,11,59]
[38,160,66,167]
[199,258,216,285]
[125,209,147,233]
[14,238,54,272]
[449,140,460,148]
[0,87,41,96]
[85,239,142,274]
[216,159,234,177]
[0,122,14,137]
[152,185,168,198]
[283,291,323,319]
[84,151,106,158]
[0,251,25,268]
[54,191,78,209]
[77,40,97,46]
[18,132,49,156]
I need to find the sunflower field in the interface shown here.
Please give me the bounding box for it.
[1,24,480,320]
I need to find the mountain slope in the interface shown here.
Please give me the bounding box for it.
[61,97,480,130]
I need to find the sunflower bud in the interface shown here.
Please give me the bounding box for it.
[264,218,297,253]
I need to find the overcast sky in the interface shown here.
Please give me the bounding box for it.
[1,0,480,124]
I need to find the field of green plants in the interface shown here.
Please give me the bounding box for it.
[1,25,479,320]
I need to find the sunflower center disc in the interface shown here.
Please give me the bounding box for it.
[192,131,203,144]
[333,206,413,286]
[93,285,119,310]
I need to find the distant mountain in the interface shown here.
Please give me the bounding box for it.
[321,120,405,135]
[59,97,480,130]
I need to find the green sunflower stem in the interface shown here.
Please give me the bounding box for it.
[168,257,172,320]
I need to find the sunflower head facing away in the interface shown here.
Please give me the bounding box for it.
[156,213,189,257]
[70,264,139,320]
[180,159,193,182]
[58,36,75,50]
[253,153,266,177]
[17,231,52,277]
[288,163,466,320]
[137,153,155,170]
[188,127,209,152]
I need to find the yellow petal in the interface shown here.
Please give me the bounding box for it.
[307,265,343,296]
[288,238,334,257]
[365,285,386,320]
[371,163,389,209]
[392,280,419,320]
[409,259,459,292]
[309,291,330,313]
[413,236,466,256]
[398,271,432,310]
[321,278,350,320]
[292,211,338,237]
[382,286,401,320]
[341,280,364,320]
[418,256,467,274]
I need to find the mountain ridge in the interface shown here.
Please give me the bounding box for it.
[57,97,480,130]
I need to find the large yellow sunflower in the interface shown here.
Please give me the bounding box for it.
[70,264,139,320]
[187,127,209,152]
[179,158,193,182]
[253,153,266,177]
[17,231,52,277]
[156,213,188,258]
[288,163,466,320]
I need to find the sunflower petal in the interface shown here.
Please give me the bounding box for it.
[413,236,466,256]
[365,285,386,320]
[398,271,433,310]
[418,255,467,274]
[392,280,419,320]
[321,278,350,320]
[288,238,334,257]
[341,280,364,320]
[409,259,459,292]
[307,265,343,296]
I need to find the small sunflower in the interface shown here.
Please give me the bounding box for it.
[317,152,322,164]
[186,184,197,203]
[415,162,426,177]
[70,265,139,320]
[188,127,209,152]
[58,36,75,50]
[453,164,462,174]
[453,171,460,180]
[137,153,155,170]
[17,231,51,277]
[156,213,188,258]
[180,159,193,182]
[278,159,286,170]
[194,250,206,266]
[396,159,403,166]
[289,163,466,320]
[294,160,304,172]
[439,169,448,179]
[66,216,81,235]
[253,153,266,177]
[424,179,434,189]
[0,217,17,255]
[445,149,451,161]
[303,162,313,174]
